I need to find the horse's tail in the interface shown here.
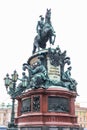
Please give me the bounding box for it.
[32,35,40,54]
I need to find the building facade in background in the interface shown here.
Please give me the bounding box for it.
[75,103,87,128]
[0,103,17,126]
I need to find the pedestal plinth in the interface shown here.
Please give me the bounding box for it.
[15,87,79,130]
[15,48,79,129]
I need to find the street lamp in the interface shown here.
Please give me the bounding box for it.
[4,70,18,130]
[4,63,30,129]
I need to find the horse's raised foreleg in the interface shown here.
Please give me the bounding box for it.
[49,34,56,45]
[52,34,56,44]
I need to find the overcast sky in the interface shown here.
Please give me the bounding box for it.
[0,0,87,107]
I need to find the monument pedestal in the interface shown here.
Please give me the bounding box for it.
[15,87,79,130]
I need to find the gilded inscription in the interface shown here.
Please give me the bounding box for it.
[47,58,61,81]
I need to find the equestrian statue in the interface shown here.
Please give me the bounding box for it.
[32,9,56,54]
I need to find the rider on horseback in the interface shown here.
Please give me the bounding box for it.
[36,15,45,39]
[32,9,56,54]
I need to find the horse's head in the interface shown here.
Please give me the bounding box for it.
[45,9,51,24]
[46,9,51,18]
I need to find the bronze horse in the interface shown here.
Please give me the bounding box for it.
[32,9,56,54]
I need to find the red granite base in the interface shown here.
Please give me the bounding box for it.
[15,87,79,129]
